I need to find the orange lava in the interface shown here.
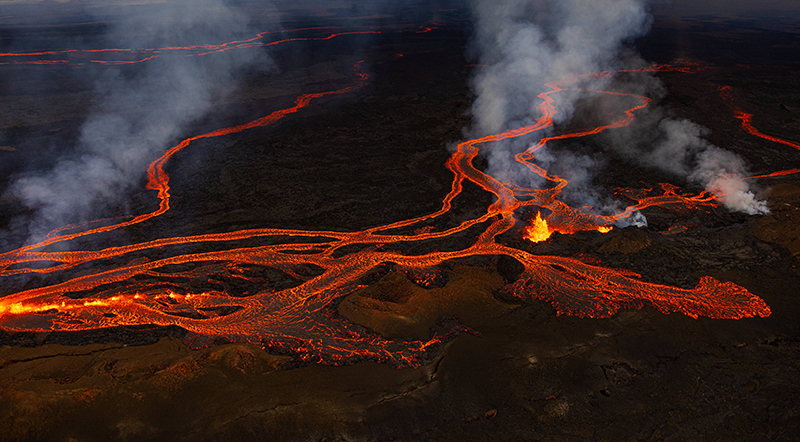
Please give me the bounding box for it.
[0,25,434,66]
[524,212,551,243]
[744,169,800,181]
[719,85,800,181]
[0,35,772,367]
[718,86,800,152]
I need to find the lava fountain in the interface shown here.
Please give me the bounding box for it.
[524,212,552,243]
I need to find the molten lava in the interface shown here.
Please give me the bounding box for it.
[524,212,552,243]
[718,85,800,181]
[0,29,776,368]
[0,25,435,66]
[719,86,800,152]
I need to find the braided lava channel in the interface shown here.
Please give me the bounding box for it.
[0,42,772,367]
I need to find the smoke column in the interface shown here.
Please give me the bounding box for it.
[601,109,770,215]
[467,0,769,217]
[5,0,272,245]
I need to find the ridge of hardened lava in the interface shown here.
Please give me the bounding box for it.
[0,38,775,367]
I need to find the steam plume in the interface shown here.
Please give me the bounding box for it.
[469,0,650,134]
[6,0,272,244]
[603,115,770,215]
[467,0,769,217]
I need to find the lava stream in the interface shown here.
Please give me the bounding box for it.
[0,53,772,367]
[718,85,800,181]
[0,24,435,66]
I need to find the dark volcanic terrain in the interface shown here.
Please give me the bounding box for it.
[1,12,800,442]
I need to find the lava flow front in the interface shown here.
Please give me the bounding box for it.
[0,29,774,368]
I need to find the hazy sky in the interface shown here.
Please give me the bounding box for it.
[1,0,800,17]
[653,0,800,17]
[0,0,797,12]
[0,1,165,4]
[0,1,799,29]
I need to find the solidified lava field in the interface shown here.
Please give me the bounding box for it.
[1,3,800,441]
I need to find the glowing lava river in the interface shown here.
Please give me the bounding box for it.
[0,28,775,368]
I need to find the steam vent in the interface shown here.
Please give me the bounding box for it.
[1,1,799,441]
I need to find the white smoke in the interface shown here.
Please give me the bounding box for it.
[468,0,651,135]
[6,0,273,243]
[691,146,769,215]
[467,0,769,217]
[604,116,769,215]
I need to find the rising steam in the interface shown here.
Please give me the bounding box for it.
[6,0,272,244]
[468,0,651,134]
[603,115,770,215]
[467,0,769,217]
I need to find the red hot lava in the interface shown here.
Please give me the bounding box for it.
[718,85,800,182]
[0,25,436,66]
[0,31,773,368]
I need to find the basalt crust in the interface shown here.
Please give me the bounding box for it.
[338,265,511,340]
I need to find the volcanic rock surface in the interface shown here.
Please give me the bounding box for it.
[1,11,800,442]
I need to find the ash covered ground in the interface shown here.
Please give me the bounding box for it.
[1,2,800,441]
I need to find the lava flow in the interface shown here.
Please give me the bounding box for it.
[718,86,800,152]
[0,25,434,66]
[716,85,800,181]
[0,32,773,368]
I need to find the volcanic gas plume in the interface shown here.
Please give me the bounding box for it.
[5,0,269,244]
[467,0,769,219]
[0,4,790,368]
